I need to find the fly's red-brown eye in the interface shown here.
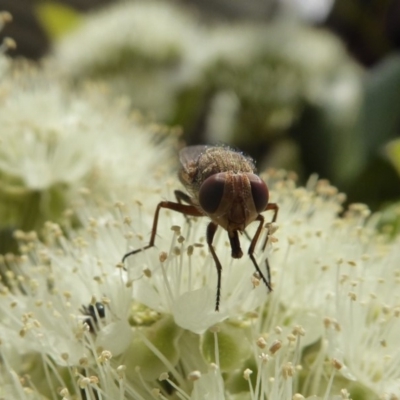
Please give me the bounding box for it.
[198,173,226,214]
[248,174,269,213]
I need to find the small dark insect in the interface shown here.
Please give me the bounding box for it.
[81,302,105,333]
[123,145,279,311]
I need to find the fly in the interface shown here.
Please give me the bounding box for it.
[81,302,105,333]
[122,145,279,311]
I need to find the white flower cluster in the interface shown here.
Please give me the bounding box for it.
[0,7,397,398]
[52,0,362,132]
[0,162,398,398]
[57,1,202,70]
[0,60,176,231]
[53,0,205,120]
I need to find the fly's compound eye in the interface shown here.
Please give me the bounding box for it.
[82,302,106,333]
[248,174,269,213]
[198,173,226,214]
[90,302,106,318]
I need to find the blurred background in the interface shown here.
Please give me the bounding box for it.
[1,0,400,231]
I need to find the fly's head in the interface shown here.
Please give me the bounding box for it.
[196,171,269,231]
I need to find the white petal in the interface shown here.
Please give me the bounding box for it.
[96,320,133,356]
[190,370,225,400]
[172,288,228,334]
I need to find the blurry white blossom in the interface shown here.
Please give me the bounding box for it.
[51,0,355,124]
[53,0,204,120]
[200,21,363,155]
[0,12,14,76]
[51,0,363,186]
[0,61,176,233]
[279,0,336,23]
[0,10,12,34]
[55,0,200,72]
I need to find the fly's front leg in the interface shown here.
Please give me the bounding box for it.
[122,201,203,262]
[206,222,222,311]
[248,214,272,291]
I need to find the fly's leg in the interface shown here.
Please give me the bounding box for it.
[174,190,197,239]
[122,201,203,262]
[261,203,279,250]
[206,222,222,311]
[259,203,279,289]
[174,190,192,205]
[247,214,272,291]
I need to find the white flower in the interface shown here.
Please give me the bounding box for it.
[192,22,362,148]
[190,367,225,399]
[1,12,387,394]
[53,0,204,120]
[0,20,378,400]
[323,236,400,396]
[54,0,200,74]
[0,67,170,192]
[1,163,396,399]
[278,0,336,22]
[0,61,175,231]
[72,187,272,334]
[256,177,400,398]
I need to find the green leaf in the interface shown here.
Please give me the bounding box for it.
[385,138,400,177]
[362,54,400,153]
[35,1,81,39]
[377,201,400,239]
